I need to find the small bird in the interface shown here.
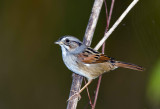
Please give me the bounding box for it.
[55,36,143,100]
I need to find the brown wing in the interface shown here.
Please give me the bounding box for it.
[77,47,112,64]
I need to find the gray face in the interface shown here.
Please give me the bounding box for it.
[55,36,86,54]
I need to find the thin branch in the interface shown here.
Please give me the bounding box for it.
[83,0,104,46]
[108,0,115,27]
[104,0,109,30]
[92,75,102,109]
[67,74,83,109]
[84,78,93,106]
[67,0,103,109]
[92,0,115,108]
[94,0,139,50]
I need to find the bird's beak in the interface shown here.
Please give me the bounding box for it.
[54,40,63,45]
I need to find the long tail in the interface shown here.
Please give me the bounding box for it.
[114,61,144,71]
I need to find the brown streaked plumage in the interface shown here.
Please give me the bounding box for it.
[55,36,144,101]
[77,47,112,64]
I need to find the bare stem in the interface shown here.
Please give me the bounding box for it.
[83,0,104,46]
[92,75,102,109]
[67,74,83,109]
[84,78,93,106]
[67,0,103,109]
[108,0,115,27]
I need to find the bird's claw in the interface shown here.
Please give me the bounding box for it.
[67,93,81,101]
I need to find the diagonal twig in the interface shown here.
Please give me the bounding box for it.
[94,0,139,51]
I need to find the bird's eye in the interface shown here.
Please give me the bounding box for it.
[65,39,70,43]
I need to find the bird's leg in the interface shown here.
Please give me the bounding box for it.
[79,80,92,93]
[67,80,92,101]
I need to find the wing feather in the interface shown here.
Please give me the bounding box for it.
[77,47,112,64]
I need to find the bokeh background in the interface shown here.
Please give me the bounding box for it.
[0,0,160,109]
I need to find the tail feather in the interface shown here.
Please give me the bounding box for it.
[115,61,144,71]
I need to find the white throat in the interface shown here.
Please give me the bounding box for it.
[61,45,68,57]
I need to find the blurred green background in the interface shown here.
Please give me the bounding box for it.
[0,0,160,109]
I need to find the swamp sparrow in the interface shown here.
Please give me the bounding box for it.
[55,36,143,100]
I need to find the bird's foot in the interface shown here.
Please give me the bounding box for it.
[67,92,81,101]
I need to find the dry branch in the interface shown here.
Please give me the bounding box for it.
[67,0,103,109]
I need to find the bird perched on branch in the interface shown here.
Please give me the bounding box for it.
[55,36,144,100]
